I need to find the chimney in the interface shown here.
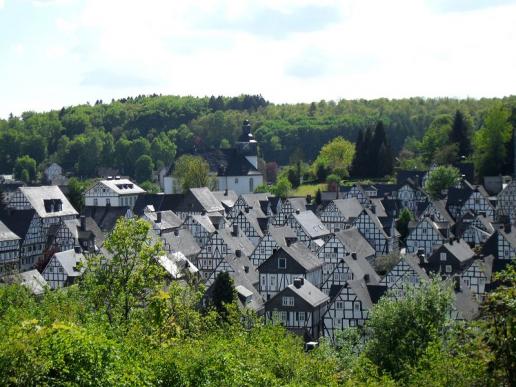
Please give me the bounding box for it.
[245,206,249,213]
[201,210,206,216]
[232,224,238,237]
[293,277,304,288]
[351,252,357,260]
[418,253,426,266]
[295,209,300,215]
[334,227,340,232]
[306,194,312,204]
[156,212,162,223]
[224,188,228,196]
[244,266,249,273]
[371,205,376,214]
[235,249,242,258]
[504,223,512,233]
[174,229,179,236]
[80,215,86,231]
[74,246,81,254]
[364,274,370,283]
[449,237,454,245]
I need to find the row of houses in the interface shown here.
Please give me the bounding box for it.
[1,167,515,343]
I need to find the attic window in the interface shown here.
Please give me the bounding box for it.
[278,257,286,269]
[43,199,63,213]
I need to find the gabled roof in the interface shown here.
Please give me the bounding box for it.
[0,208,35,240]
[157,251,198,279]
[399,254,429,280]
[362,208,389,238]
[285,197,310,212]
[268,225,298,246]
[215,228,255,258]
[161,229,201,258]
[453,279,480,321]
[1,270,48,295]
[441,239,475,263]
[334,228,375,260]
[83,206,131,233]
[212,190,239,209]
[145,210,183,231]
[285,279,329,307]
[292,210,330,239]
[202,148,261,176]
[18,186,78,218]
[332,198,363,220]
[0,220,20,241]
[52,249,86,277]
[497,224,516,248]
[235,210,265,238]
[97,178,145,195]
[189,213,216,233]
[185,188,224,213]
[370,198,388,218]
[259,242,321,272]
[396,169,426,186]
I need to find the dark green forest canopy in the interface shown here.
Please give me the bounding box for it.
[1,94,515,176]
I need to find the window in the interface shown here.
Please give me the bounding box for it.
[260,247,265,254]
[445,265,452,273]
[440,252,447,262]
[270,276,276,287]
[354,302,360,312]
[298,312,305,322]
[234,178,239,184]
[479,277,485,286]
[106,198,110,205]
[422,228,427,234]
[336,301,344,309]
[249,178,254,192]
[464,278,470,286]
[280,311,288,322]
[282,296,294,306]
[278,257,286,269]
[261,275,266,286]
[334,247,338,253]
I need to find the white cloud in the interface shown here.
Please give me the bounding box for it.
[1,0,516,117]
[0,0,4,9]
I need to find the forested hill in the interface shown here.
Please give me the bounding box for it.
[1,94,515,177]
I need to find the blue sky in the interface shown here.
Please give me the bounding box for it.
[1,0,516,118]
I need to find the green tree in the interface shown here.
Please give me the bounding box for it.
[312,137,355,178]
[211,272,236,316]
[424,165,460,199]
[269,176,292,199]
[13,155,37,183]
[480,263,516,385]
[80,217,166,327]
[396,208,413,242]
[172,155,214,192]
[66,177,90,212]
[364,279,453,379]
[134,155,154,183]
[449,110,472,157]
[473,103,513,177]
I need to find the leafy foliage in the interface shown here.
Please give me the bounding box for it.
[172,155,214,192]
[424,165,460,199]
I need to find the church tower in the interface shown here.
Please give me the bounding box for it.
[236,120,258,169]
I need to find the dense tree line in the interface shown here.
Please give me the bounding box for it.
[1,95,515,183]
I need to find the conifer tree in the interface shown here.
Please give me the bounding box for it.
[449,110,471,157]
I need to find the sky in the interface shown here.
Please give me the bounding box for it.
[0,0,516,118]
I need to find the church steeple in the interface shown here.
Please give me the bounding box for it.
[236,119,258,169]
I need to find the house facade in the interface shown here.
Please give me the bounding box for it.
[84,178,145,208]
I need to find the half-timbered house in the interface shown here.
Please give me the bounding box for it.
[212,189,239,216]
[84,177,145,208]
[258,241,323,300]
[482,223,516,260]
[42,248,85,289]
[160,228,201,262]
[265,277,329,340]
[249,225,297,268]
[342,184,371,205]
[4,186,78,271]
[425,238,476,276]
[182,213,216,248]
[317,228,377,294]
[286,210,331,252]
[380,254,429,299]
[1,269,48,295]
[496,179,516,223]
[53,216,100,253]
[319,198,363,232]
[406,216,449,256]
[271,197,309,226]
[353,208,397,256]
[460,213,495,246]
[230,209,265,246]
[397,180,427,214]
[460,255,493,301]
[0,220,21,275]
[446,181,495,220]
[142,210,183,236]
[195,226,254,282]
[323,278,386,340]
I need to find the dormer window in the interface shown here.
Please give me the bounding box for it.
[278,257,286,269]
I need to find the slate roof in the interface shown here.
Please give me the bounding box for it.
[215,228,255,258]
[0,220,20,241]
[286,279,329,307]
[396,169,426,186]
[236,210,265,238]
[286,197,310,213]
[161,229,201,258]
[267,225,298,248]
[441,239,475,263]
[52,249,86,277]
[497,224,516,248]
[202,148,261,176]
[332,198,364,220]
[347,279,375,309]
[292,210,330,239]
[402,254,430,280]
[0,208,35,240]
[83,206,131,233]
[370,198,388,218]
[274,242,322,272]
[18,186,78,218]
[189,188,224,213]
[212,190,239,210]
[335,228,376,260]
[372,183,400,198]
[145,210,183,231]
[133,193,168,216]
[2,270,48,295]
[189,213,216,233]
[97,178,145,195]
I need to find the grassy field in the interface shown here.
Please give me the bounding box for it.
[291,183,327,197]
